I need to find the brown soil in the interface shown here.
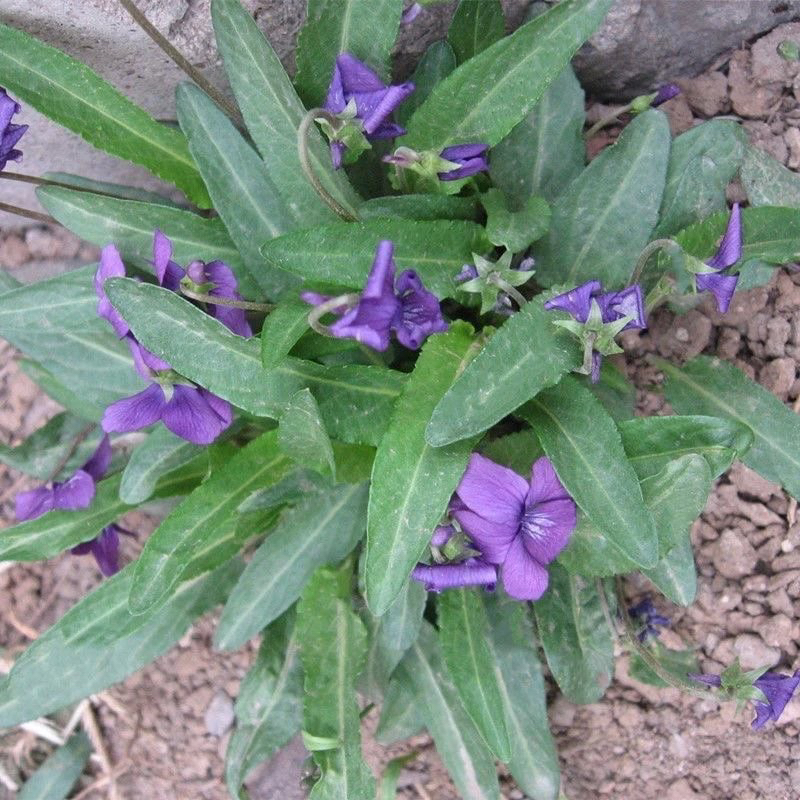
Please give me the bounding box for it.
[4,24,800,800]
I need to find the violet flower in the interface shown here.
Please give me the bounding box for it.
[628,597,670,642]
[152,231,252,338]
[695,203,742,313]
[71,523,133,577]
[16,435,111,521]
[301,239,447,351]
[438,143,489,181]
[412,558,497,592]
[402,2,422,24]
[450,454,577,601]
[651,84,681,107]
[0,87,28,171]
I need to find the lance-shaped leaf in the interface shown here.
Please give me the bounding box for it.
[0,23,209,206]
[397,623,500,800]
[17,733,90,800]
[215,483,368,650]
[375,673,425,745]
[212,0,358,223]
[364,323,479,615]
[176,83,299,298]
[478,429,543,475]
[105,279,406,445]
[483,595,560,800]
[18,359,102,422]
[660,355,800,500]
[490,65,585,207]
[0,266,144,416]
[533,564,614,704]
[403,0,613,152]
[395,41,457,128]
[226,613,303,800]
[360,193,479,222]
[279,389,336,479]
[427,298,581,446]
[482,189,550,252]
[260,218,489,299]
[521,376,658,568]
[618,414,753,480]
[653,120,746,237]
[295,0,403,107]
[297,567,375,800]
[438,589,511,761]
[447,0,505,65]
[261,298,311,369]
[43,171,179,206]
[129,431,291,614]
[643,536,697,606]
[534,109,671,288]
[590,362,636,423]
[740,144,800,207]
[0,562,239,727]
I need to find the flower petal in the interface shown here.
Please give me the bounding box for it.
[544,280,602,323]
[15,486,55,521]
[526,456,570,506]
[330,298,397,351]
[500,536,550,601]
[521,497,577,565]
[161,385,231,444]
[81,434,112,481]
[102,384,166,433]
[451,509,519,563]
[152,230,183,290]
[95,245,130,338]
[455,453,528,525]
[696,271,739,313]
[51,469,96,511]
[430,524,455,548]
[393,269,448,350]
[597,284,647,330]
[411,558,496,592]
[706,203,742,270]
[72,525,122,577]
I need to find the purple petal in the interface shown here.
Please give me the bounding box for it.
[393,269,448,350]
[696,271,739,313]
[0,88,27,170]
[438,156,489,181]
[441,143,489,161]
[333,53,387,94]
[706,204,742,270]
[152,230,183,290]
[402,2,422,24]
[51,470,96,511]
[15,486,55,521]
[438,143,489,181]
[95,245,130,338]
[597,284,647,330]
[431,524,455,548]
[411,558,496,592]
[71,525,122,577]
[752,702,774,730]
[752,669,800,727]
[455,453,528,525]
[128,338,171,378]
[161,385,232,444]
[210,303,252,338]
[688,673,722,688]
[369,121,408,140]
[325,59,347,113]
[81,434,112,481]
[590,350,603,384]
[301,291,334,307]
[102,383,167,434]
[330,140,346,169]
[358,84,414,136]
[500,536,550,601]
[651,83,681,107]
[456,264,479,283]
[544,280,602,323]
[451,510,520,564]
[330,299,397,351]
[364,240,396,299]
[0,89,21,133]
[520,497,577,565]
[526,456,570,506]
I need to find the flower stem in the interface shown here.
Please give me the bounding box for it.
[487,273,527,308]
[306,293,361,337]
[0,201,58,225]
[630,238,681,285]
[584,102,634,140]
[298,109,359,222]
[118,0,243,127]
[179,286,274,312]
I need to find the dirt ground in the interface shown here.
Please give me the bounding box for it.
[4,23,800,800]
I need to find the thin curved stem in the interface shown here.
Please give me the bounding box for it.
[584,102,634,140]
[306,293,361,337]
[118,0,243,127]
[298,109,359,222]
[0,201,58,225]
[630,238,681,285]
[487,273,527,309]
[180,286,274,312]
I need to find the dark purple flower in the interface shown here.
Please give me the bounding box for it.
[402,2,422,24]
[545,280,646,330]
[0,88,28,171]
[95,245,130,338]
[688,673,722,688]
[325,53,414,141]
[301,239,447,351]
[438,143,489,181]
[412,558,497,592]
[451,454,577,601]
[651,84,681,107]
[152,230,252,338]
[752,670,800,729]
[71,524,134,577]
[15,435,111,522]
[628,597,670,642]
[430,524,455,548]
[696,203,742,313]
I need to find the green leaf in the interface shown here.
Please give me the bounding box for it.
[260,218,490,299]
[0,24,209,206]
[427,298,581,446]
[176,83,299,298]
[660,355,800,499]
[37,187,255,296]
[225,613,303,799]
[438,589,511,761]
[521,376,658,568]
[653,120,747,237]
[43,171,178,206]
[374,672,425,744]
[0,562,239,726]
[533,564,614,704]
[129,431,291,614]
[18,359,99,421]
[215,483,368,650]
[534,110,671,288]
[295,0,403,107]
[447,0,505,65]
[483,189,551,251]
[394,41,457,128]
[261,298,311,369]
[590,362,636,422]
[642,536,697,606]
[17,733,90,800]
[618,414,753,479]
[0,266,144,416]
[483,595,560,800]
[297,567,375,800]
[279,389,336,479]
[364,323,479,614]
[119,427,202,505]
[397,624,500,800]
[736,259,776,290]
[629,641,699,688]
[359,193,479,222]
[490,65,585,207]
[478,429,543,475]
[404,0,613,152]
[104,279,405,445]
[377,753,418,800]
[212,0,358,225]
[740,144,800,207]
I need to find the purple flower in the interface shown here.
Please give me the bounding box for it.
[628,597,670,642]
[95,245,130,338]
[450,454,577,601]
[152,231,252,337]
[402,2,422,24]
[751,669,800,729]
[15,435,111,521]
[0,88,28,171]
[301,239,447,351]
[71,524,134,577]
[651,84,681,107]
[545,280,646,330]
[696,203,742,313]
[325,53,414,141]
[438,143,489,181]
[412,558,497,592]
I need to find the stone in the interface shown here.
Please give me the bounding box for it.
[729,50,782,119]
[728,462,781,502]
[244,734,309,800]
[732,633,780,670]
[760,613,796,649]
[712,529,758,579]
[760,357,796,399]
[666,778,700,800]
[204,689,235,737]
[786,126,800,170]
[765,316,792,358]
[680,71,728,117]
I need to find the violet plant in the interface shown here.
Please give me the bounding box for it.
[0,0,799,797]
